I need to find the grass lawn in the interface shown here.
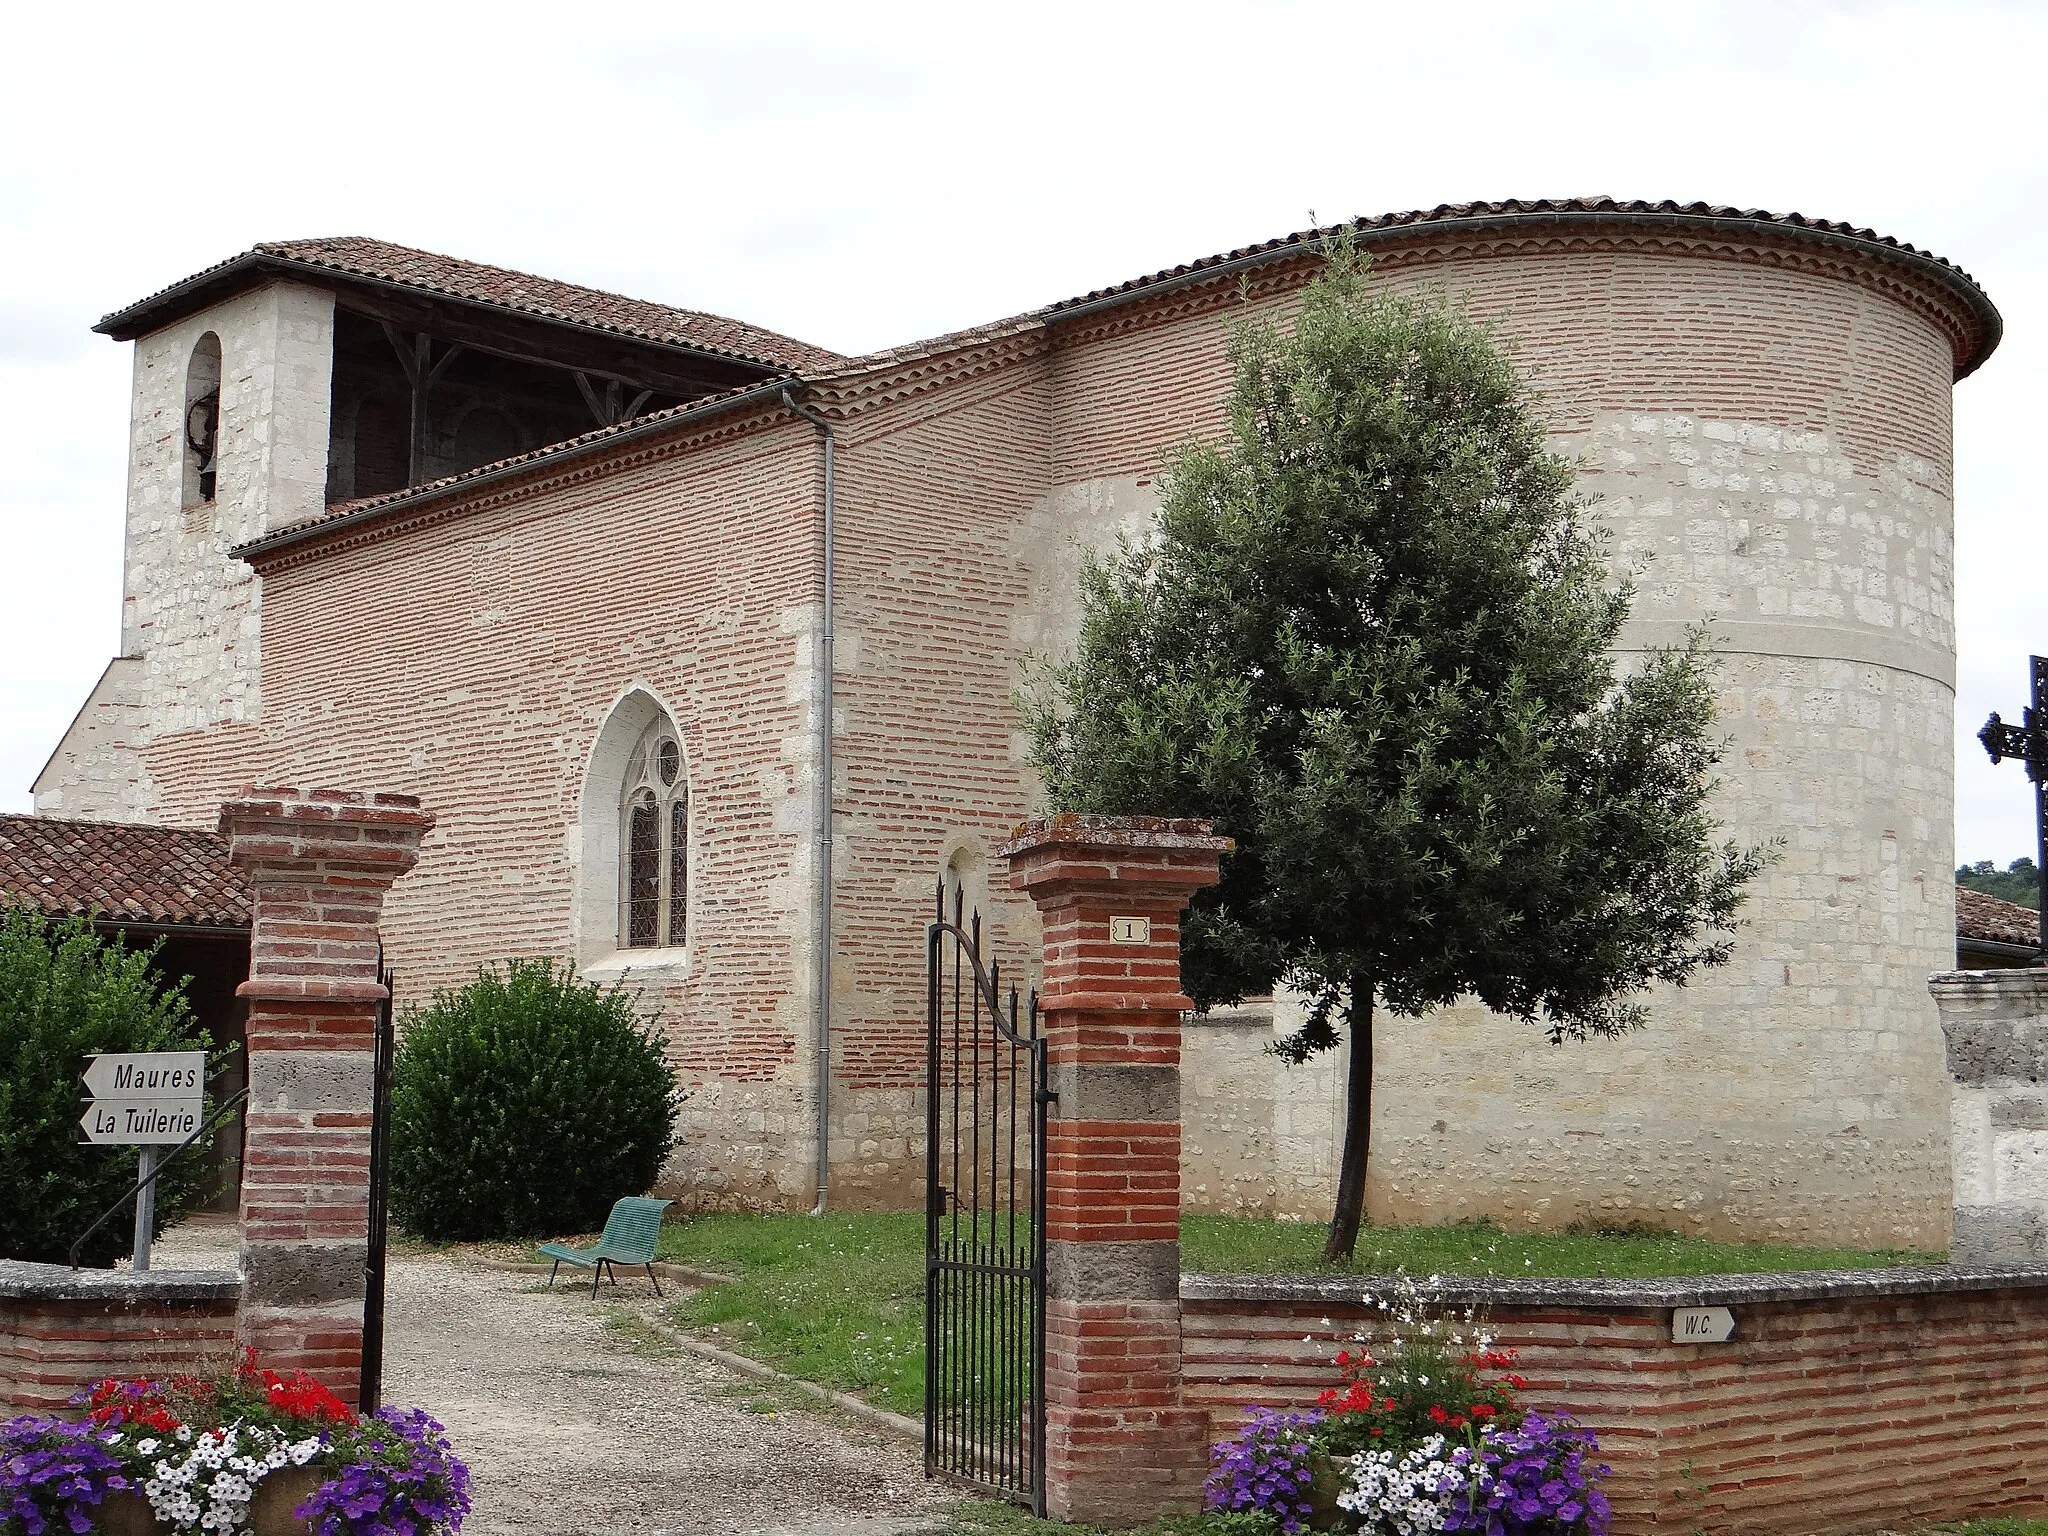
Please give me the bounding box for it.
[1179,1213,1938,1279]
[650,1211,1937,1415]
[660,1211,926,1414]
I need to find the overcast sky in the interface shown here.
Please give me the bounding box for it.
[1,1,2041,862]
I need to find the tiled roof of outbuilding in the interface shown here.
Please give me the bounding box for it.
[0,815,249,930]
[97,236,847,376]
[1957,886,2040,948]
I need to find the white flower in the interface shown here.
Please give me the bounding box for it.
[137,1438,159,1455]
[139,1420,282,1534]
[1336,1436,1479,1536]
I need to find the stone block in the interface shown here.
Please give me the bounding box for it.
[1046,1239,1181,1302]
[1953,1204,2048,1265]
[243,1242,370,1307]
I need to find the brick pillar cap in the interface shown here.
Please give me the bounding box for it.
[219,786,437,838]
[997,813,1234,861]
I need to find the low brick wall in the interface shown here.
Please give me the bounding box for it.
[1183,1268,2048,1535]
[0,1260,242,1413]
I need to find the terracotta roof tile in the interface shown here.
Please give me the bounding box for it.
[100,236,847,376]
[0,815,248,930]
[1957,885,2040,948]
[1038,197,2000,378]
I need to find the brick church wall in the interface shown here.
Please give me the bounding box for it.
[222,407,833,1208]
[42,214,1977,1233]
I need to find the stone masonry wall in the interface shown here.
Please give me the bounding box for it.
[36,280,335,822]
[996,242,1962,1246]
[1180,999,1346,1219]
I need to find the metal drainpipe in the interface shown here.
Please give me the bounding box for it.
[783,387,835,1215]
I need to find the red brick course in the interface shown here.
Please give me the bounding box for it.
[1183,1285,2048,1534]
[0,1279,240,1414]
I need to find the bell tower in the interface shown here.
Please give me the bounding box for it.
[33,280,336,822]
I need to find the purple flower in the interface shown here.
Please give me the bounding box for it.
[1440,1412,1612,1536]
[2,1417,130,1536]
[1204,1407,1326,1535]
[295,1406,470,1536]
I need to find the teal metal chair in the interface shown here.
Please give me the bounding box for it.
[539,1196,672,1298]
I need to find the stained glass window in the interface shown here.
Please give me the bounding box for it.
[667,796,688,945]
[619,717,690,949]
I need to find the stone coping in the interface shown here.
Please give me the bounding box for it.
[1181,1264,2048,1310]
[999,812,1234,858]
[0,1259,242,1304]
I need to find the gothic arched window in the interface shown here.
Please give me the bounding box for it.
[620,719,688,948]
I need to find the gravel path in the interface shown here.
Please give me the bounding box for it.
[384,1254,949,1536]
[153,1225,952,1536]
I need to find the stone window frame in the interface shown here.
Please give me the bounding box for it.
[577,686,694,974]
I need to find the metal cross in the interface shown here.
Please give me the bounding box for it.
[1977,654,2048,962]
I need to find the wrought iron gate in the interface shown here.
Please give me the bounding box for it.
[925,884,1048,1513]
[359,960,396,1412]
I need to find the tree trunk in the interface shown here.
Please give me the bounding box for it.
[1321,976,1374,1264]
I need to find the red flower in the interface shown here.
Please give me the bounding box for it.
[237,1349,354,1424]
[84,1379,181,1433]
[260,1369,353,1424]
[1428,1405,1448,1424]
[1472,1404,1497,1419]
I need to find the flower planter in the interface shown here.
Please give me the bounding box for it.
[1304,1463,1350,1531]
[3,1352,466,1536]
[95,1466,324,1535]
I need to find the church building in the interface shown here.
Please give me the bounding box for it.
[32,200,2001,1244]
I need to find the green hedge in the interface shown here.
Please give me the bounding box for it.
[388,959,682,1241]
[0,910,216,1266]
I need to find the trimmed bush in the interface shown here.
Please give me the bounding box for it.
[388,959,682,1241]
[0,909,216,1266]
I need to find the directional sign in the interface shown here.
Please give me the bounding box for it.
[1671,1306,1737,1344]
[80,1096,204,1145]
[82,1051,206,1100]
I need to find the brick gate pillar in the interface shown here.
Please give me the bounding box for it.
[1001,813,1230,1525]
[218,788,435,1401]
